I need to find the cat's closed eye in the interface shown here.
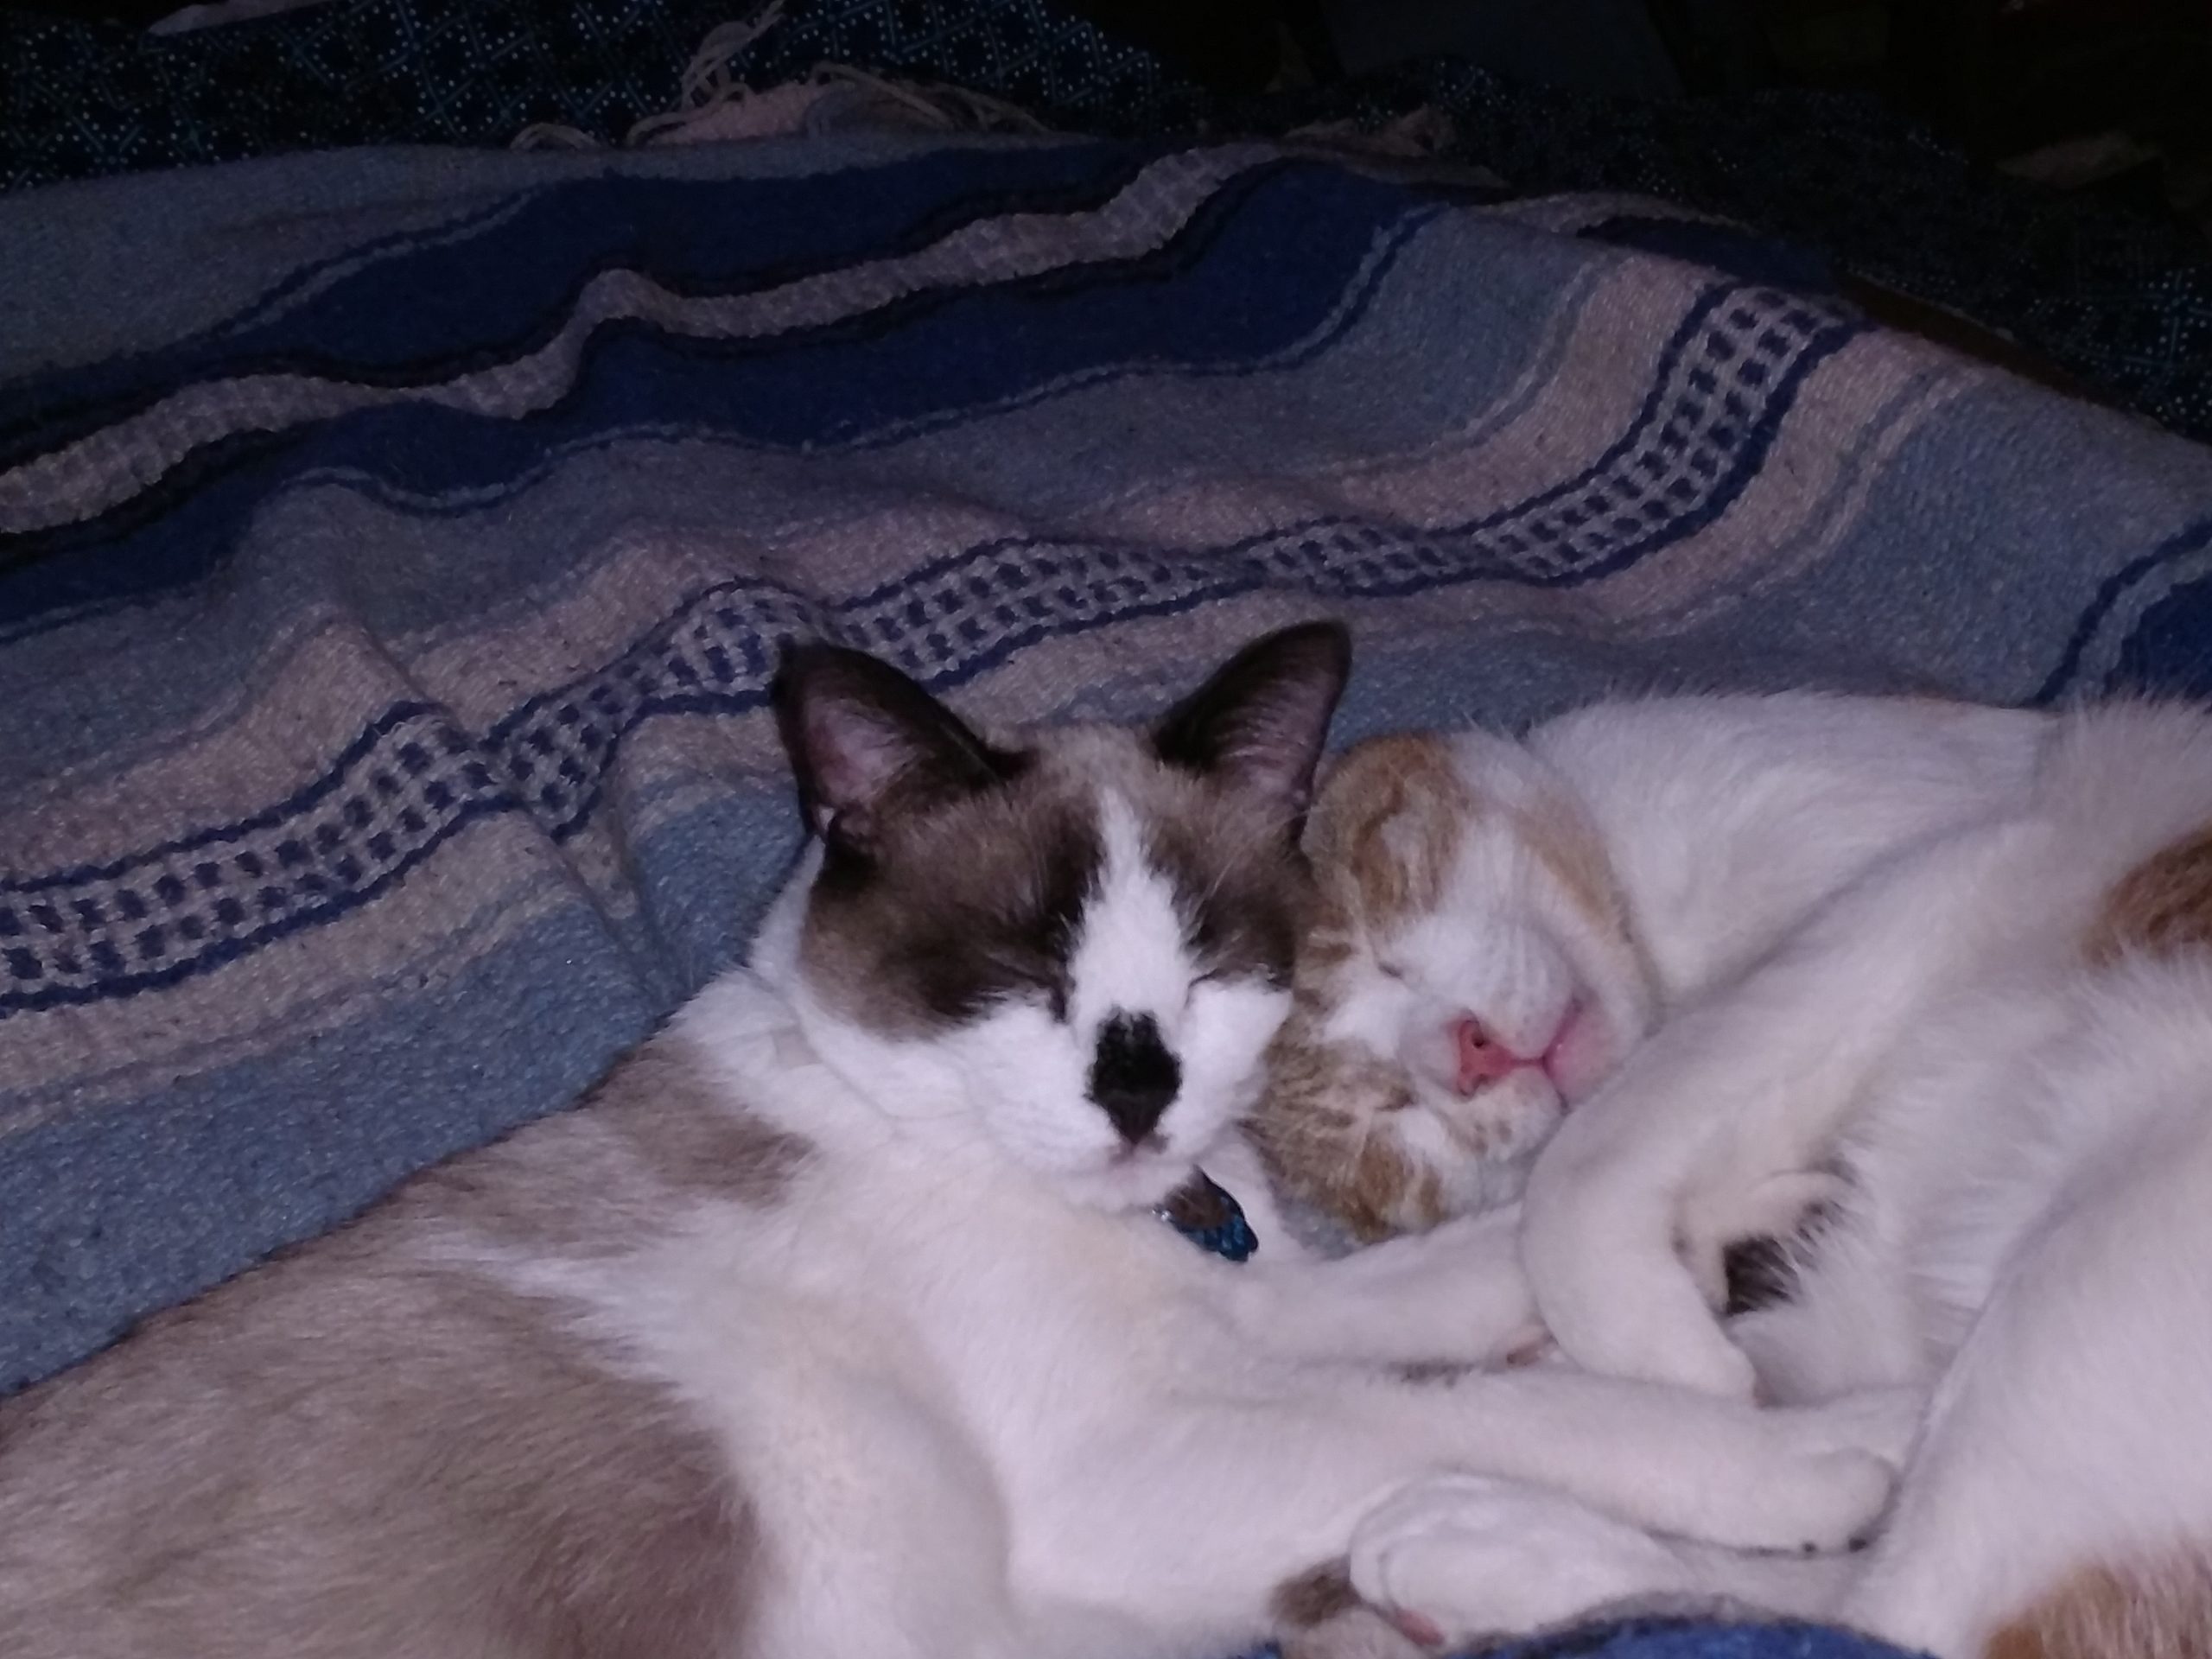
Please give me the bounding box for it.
[959,941,1074,1020]
[1019,963,1075,1022]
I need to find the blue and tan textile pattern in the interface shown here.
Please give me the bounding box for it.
[6,131,2212,1443]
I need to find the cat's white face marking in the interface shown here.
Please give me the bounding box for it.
[944,788,1292,1210]
[769,625,1348,1212]
[1070,791,1198,1038]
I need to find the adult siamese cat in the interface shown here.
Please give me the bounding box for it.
[0,626,1904,1659]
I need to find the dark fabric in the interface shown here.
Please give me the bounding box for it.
[13,125,2212,1397]
[7,0,2212,447]
[1244,63,2212,450]
[0,0,1200,193]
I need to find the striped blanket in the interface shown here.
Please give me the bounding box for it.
[4,127,2212,1655]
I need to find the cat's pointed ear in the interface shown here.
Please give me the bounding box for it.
[772,641,1020,851]
[1153,621,1351,831]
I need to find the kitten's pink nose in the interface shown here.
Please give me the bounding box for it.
[1452,1016,1534,1095]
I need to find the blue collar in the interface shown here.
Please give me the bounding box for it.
[1154,1171,1257,1262]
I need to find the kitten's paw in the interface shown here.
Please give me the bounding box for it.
[1733,1169,1853,1233]
[1520,1189,1760,1399]
[1777,1387,1924,1477]
[1348,1475,1691,1648]
[1685,1168,1853,1313]
[1386,1208,1544,1363]
[1589,1310,1758,1401]
[1657,1322,1760,1401]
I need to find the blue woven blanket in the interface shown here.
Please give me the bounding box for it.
[6,126,2211,1656]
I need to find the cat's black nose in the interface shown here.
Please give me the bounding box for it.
[1088,1011,1181,1144]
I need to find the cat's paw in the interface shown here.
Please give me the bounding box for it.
[1502,1327,1558,1368]
[1276,1605,1434,1659]
[1347,1474,1692,1649]
[1724,1391,1922,1554]
[1725,1447,1896,1555]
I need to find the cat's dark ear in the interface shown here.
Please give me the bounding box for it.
[1153,621,1351,832]
[772,642,1021,852]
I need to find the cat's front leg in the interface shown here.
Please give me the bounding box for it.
[1058,1368,1914,1648]
[1342,1473,1858,1649]
[1520,1002,1821,1402]
[1225,1204,1542,1369]
[1521,820,2036,1398]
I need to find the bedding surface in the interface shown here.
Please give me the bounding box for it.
[4,125,2212,1656]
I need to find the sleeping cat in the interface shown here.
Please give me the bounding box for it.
[1249,696,2044,1249]
[1249,692,2212,1659]
[0,627,1911,1659]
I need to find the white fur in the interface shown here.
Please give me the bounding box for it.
[517,807,1920,1659]
[1325,696,2212,1659]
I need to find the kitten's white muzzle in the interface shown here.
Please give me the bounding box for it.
[1540,1001,1617,1103]
[1398,1005,1586,1101]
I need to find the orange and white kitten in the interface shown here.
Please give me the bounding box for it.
[1251,692,2212,1659]
[1251,695,2039,1253]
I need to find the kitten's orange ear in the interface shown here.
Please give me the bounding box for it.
[1302,732,1459,875]
[771,641,1022,852]
[1153,621,1351,833]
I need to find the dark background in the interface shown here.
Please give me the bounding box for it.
[10,0,2207,243]
[1064,0,2210,227]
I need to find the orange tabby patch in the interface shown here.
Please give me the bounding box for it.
[1270,1558,1413,1659]
[1250,1020,1448,1241]
[1307,734,1478,929]
[1269,1559,1361,1630]
[1985,1555,2212,1659]
[2089,823,2212,965]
